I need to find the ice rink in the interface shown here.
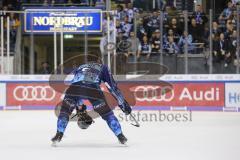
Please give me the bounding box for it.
[0,110,240,160]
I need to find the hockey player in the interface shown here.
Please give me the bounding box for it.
[51,54,132,145]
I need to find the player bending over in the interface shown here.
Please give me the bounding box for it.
[51,54,132,145]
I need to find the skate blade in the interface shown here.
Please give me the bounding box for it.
[118,141,128,147]
[51,141,58,147]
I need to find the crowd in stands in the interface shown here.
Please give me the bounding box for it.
[212,1,239,67]
[106,0,240,68]
[0,0,240,69]
[103,2,204,59]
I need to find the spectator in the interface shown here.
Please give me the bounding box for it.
[168,17,183,36]
[151,29,161,53]
[212,21,222,37]
[230,30,237,61]
[191,4,208,42]
[137,36,152,59]
[224,21,234,40]
[219,1,234,21]
[189,18,203,42]
[9,13,20,50]
[120,16,133,38]
[146,11,160,36]
[126,32,140,58]
[191,4,208,26]
[116,20,124,33]
[218,1,234,31]
[116,31,129,74]
[116,4,126,21]
[102,14,114,34]
[124,3,134,23]
[163,28,179,44]
[39,62,50,74]
[178,31,194,54]
[164,36,179,55]
[136,18,147,40]
[213,33,231,67]
[203,26,210,46]
[229,10,238,29]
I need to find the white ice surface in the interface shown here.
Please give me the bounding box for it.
[0,111,240,160]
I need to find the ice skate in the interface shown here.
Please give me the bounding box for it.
[117,133,128,145]
[51,132,63,147]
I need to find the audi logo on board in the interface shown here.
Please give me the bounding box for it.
[134,86,174,102]
[13,86,56,101]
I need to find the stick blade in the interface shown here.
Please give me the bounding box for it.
[131,123,140,127]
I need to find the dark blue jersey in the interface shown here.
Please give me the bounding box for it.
[71,62,125,105]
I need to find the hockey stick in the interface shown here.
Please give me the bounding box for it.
[70,113,78,120]
[129,113,140,127]
[104,82,140,127]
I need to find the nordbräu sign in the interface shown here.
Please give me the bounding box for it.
[24,9,102,33]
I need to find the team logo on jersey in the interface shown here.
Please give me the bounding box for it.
[82,68,90,72]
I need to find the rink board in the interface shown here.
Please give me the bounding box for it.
[0,75,240,111]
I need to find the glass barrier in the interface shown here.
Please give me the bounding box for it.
[0,6,239,75]
[118,7,240,75]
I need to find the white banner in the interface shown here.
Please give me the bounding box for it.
[0,74,239,111]
[225,83,240,108]
[0,74,240,81]
[0,83,6,106]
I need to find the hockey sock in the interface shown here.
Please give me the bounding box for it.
[57,113,69,133]
[102,111,122,136]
